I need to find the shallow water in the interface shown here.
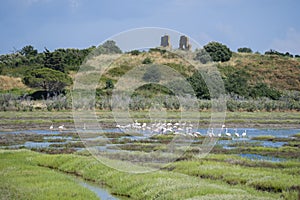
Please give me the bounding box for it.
[1,127,299,137]
[79,181,119,200]
[254,140,288,148]
[239,153,286,162]
[196,128,300,138]
[1,127,299,162]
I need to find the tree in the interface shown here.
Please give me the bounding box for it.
[250,83,281,100]
[44,48,65,72]
[237,47,253,53]
[20,45,38,57]
[142,65,161,83]
[224,70,249,97]
[187,71,210,99]
[129,50,141,56]
[264,49,293,57]
[95,40,122,55]
[204,42,232,62]
[23,68,72,92]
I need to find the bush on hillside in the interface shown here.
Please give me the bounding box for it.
[237,47,253,53]
[204,42,232,62]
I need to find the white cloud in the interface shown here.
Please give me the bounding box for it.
[270,28,300,55]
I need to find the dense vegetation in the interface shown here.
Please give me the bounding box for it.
[204,41,232,62]
[0,41,299,112]
[2,149,299,199]
[0,150,99,200]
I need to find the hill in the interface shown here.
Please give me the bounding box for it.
[219,53,300,91]
[0,45,300,111]
[0,75,27,91]
[92,50,300,98]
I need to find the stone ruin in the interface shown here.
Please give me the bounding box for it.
[160,35,191,51]
[179,35,191,51]
[160,35,171,49]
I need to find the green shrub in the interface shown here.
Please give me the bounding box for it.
[142,57,153,64]
[129,50,141,55]
[204,42,232,62]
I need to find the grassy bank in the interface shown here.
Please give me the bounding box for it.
[0,150,98,200]
[0,149,283,200]
[1,149,300,199]
[166,154,300,194]
[19,150,296,199]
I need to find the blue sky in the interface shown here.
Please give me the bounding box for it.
[1,0,300,55]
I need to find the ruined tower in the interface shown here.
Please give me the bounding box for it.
[160,35,171,49]
[179,35,191,51]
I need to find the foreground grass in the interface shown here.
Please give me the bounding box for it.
[31,150,285,199]
[0,149,281,200]
[167,154,300,195]
[0,150,98,200]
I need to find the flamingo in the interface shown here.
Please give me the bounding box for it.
[167,121,172,127]
[49,124,54,131]
[58,125,64,131]
[242,130,247,137]
[225,128,231,137]
[234,128,239,137]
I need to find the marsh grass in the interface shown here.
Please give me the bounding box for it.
[49,141,85,148]
[167,154,300,197]
[251,135,276,140]
[251,135,298,142]
[30,150,280,200]
[2,149,299,199]
[0,150,98,200]
[292,133,300,138]
[0,133,44,146]
[236,146,300,159]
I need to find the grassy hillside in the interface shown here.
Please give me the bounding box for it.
[1,49,299,93]
[1,47,300,111]
[219,53,300,91]
[0,75,27,91]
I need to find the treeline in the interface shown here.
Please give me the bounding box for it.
[238,47,300,58]
[0,45,93,73]
[0,41,122,96]
[1,91,299,112]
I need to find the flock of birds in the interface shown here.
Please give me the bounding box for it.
[116,120,247,138]
[49,124,65,132]
[50,120,248,139]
